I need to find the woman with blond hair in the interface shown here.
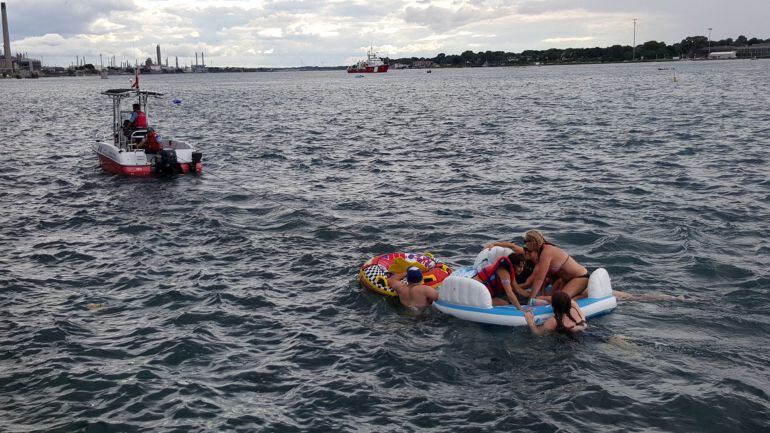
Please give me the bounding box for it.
[486,230,589,303]
[522,230,589,302]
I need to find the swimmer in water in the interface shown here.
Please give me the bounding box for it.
[524,291,588,336]
[389,267,439,308]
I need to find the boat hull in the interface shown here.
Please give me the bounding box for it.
[96,142,202,177]
[98,152,152,176]
[347,65,389,73]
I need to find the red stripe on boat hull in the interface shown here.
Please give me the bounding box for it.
[98,153,152,176]
[97,154,203,176]
[347,65,389,73]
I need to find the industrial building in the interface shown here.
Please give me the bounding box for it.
[1,2,41,77]
[708,43,770,58]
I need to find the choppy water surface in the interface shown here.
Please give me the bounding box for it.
[1,61,769,432]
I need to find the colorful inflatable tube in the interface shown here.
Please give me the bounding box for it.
[359,252,453,297]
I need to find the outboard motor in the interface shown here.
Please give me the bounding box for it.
[189,151,203,175]
[156,149,178,175]
[191,152,202,166]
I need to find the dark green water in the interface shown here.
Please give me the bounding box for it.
[1,61,769,432]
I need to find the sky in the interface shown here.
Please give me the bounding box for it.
[2,0,768,68]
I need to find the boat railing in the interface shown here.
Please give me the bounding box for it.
[113,128,148,151]
[131,129,148,143]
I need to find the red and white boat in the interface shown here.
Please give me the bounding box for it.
[95,88,202,176]
[347,47,389,73]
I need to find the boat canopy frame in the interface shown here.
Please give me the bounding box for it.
[102,89,163,148]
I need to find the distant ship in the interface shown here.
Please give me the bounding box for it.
[347,47,389,73]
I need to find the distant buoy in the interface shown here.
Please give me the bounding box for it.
[173,98,183,105]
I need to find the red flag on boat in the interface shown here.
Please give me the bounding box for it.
[130,69,139,89]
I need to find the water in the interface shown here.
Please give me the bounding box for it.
[1,61,769,432]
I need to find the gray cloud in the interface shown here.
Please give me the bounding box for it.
[4,0,137,38]
[6,0,770,68]
[166,6,257,31]
[404,4,497,32]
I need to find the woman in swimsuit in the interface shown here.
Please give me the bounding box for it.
[524,291,588,336]
[523,230,589,302]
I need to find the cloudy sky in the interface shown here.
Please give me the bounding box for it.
[3,0,768,67]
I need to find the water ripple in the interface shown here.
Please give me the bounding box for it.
[1,62,769,432]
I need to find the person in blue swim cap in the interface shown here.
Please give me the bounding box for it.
[406,266,423,284]
[387,266,439,308]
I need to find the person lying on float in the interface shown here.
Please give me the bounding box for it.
[472,252,541,308]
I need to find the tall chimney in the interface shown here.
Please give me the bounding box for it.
[175,56,178,69]
[195,52,198,66]
[156,44,161,66]
[201,52,204,66]
[2,2,12,71]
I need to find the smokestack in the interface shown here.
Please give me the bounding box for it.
[195,52,198,66]
[201,52,204,66]
[175,56,178,69]
[156,44,161,66]
[2,2,12,71]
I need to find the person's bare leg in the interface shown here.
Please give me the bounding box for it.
[492,298,510,306]
[563,277,589,298]
[613,290,683,302]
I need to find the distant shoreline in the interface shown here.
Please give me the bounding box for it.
[8,56,760,79]
[4,55,765,80]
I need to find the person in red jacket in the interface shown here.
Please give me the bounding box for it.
[129,103,147,128]
[122,103,147,141]
[474,253,534,308]
[137,128,163,153]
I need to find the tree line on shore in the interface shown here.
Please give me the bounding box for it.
[388,35,770,67]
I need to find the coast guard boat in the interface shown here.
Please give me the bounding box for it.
[95,88,202,176]
[347,47,389,73]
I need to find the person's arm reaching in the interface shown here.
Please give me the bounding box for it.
[528,256,551,303]
[497,268,522,309]
[484,241,525,254]
[525,311,549,336]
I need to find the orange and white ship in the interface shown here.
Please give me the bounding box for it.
[347,47,389,73]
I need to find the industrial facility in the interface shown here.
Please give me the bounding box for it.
[1,2,41,78]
